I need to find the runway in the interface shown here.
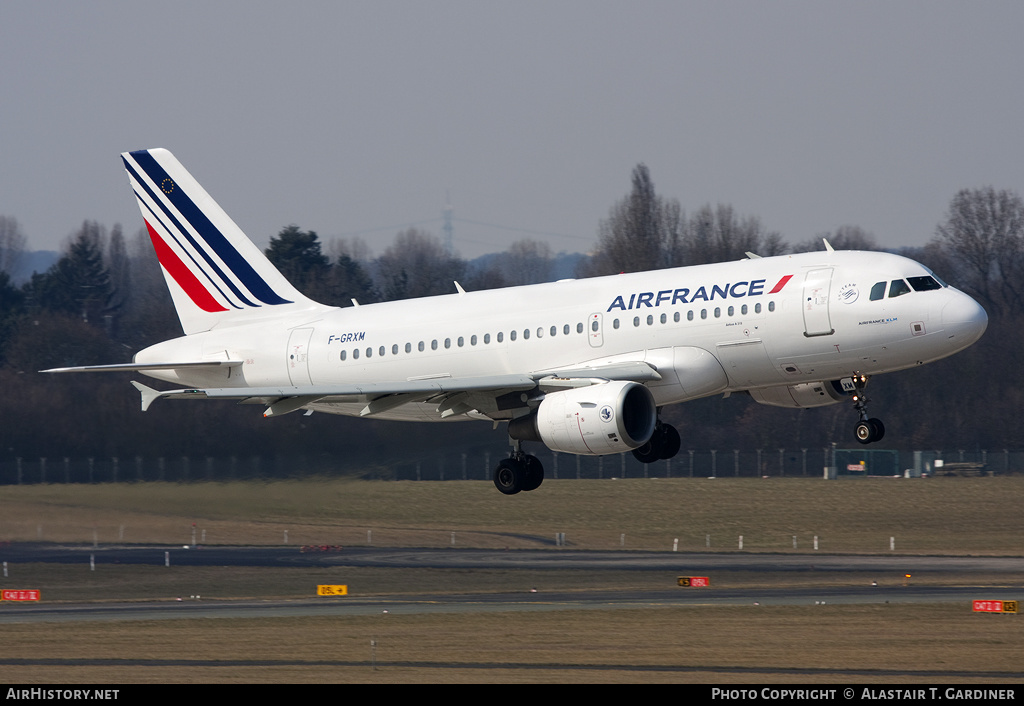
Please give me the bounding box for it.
[1,544,1019,624]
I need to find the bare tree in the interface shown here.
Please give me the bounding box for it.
[587,163,682,276]
[488,239,553,286]
[793,224,878,253]
[373,228,466,301]
[934,186,1024,317]
[684,204,786,264]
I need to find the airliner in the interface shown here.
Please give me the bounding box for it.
[44,149,988,494]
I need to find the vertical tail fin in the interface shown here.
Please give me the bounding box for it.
[121,148,324,334]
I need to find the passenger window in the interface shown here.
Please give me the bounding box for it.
[613,319,620,329]
[633,316,640,327]
[646,315,654,325]
[340,350,347,361]
[457,336,464,347]
[674,312,680,322]
[405,343,412,353]
[392,344,398,355]
[563,324,570,335]
[471,335,477,346]
[431,339,438,350]
[660,313,667,324]
[889,279,911,298]
[484,333,490,344]
[577,323,584,334]
[687,310,694,321]
[510,330,517,341]
[768,301,775,312]
[497,332,504,343]
[417,341,424,352]
[550,326,557,337]
[353,349,360,359]
[444,338,451,349]
[870,281,886,301]
[523,329,530,340]
[379,346,385,357]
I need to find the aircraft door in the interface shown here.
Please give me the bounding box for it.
[802,269,835,337]
[287,327,314,385]
[588,313,603,347]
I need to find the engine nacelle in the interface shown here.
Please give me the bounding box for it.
[508,380,657,455]
[748,380,849,408]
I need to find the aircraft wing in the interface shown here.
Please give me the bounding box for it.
[42,361,244,373]
[129,360,662,419]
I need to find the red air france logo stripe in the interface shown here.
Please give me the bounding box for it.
[769,274,793,294]
[146,220,228,313]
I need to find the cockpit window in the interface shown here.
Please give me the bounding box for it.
[869,282,886,301]
[908,275,943,292]
[888,279,911,298]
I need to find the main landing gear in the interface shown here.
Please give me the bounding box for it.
[850,372,885,445]
[632,421,681,464]
[493,440,544,495]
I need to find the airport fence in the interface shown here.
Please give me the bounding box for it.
[0,447,1019,485]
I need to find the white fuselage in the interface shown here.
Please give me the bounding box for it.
[135,250,987,421]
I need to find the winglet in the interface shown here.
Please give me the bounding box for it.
[823,238,835,253]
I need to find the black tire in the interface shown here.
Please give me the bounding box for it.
[868,418,885,442]
[521,454,544,492]
[657,424,681,460]
[632,440,661,464]
[493,458,524,495]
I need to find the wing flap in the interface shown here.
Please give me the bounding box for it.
[130,374,538,413]
[126,362,660,417]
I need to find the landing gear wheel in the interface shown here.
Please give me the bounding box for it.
[521,454,544,492]
[493,458,524,495]
[632,441,661,465]
[632,423,681,463]
[854,418,885,445]
[656,424,681,459]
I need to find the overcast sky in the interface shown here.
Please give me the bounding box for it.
[2,1,1022,262]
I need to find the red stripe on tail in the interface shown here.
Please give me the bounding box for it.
[146,221,228,313]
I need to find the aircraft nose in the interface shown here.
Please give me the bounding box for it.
[941,291,988,347]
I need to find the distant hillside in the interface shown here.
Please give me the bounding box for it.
[7,250,58,285]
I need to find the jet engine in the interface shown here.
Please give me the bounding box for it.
[748,380,850,408]
[508,380,657,455]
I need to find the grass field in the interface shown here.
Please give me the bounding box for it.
[1,475,1022,553]
[0,477,1021,683]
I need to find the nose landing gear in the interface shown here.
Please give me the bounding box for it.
[851,373,885,444]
